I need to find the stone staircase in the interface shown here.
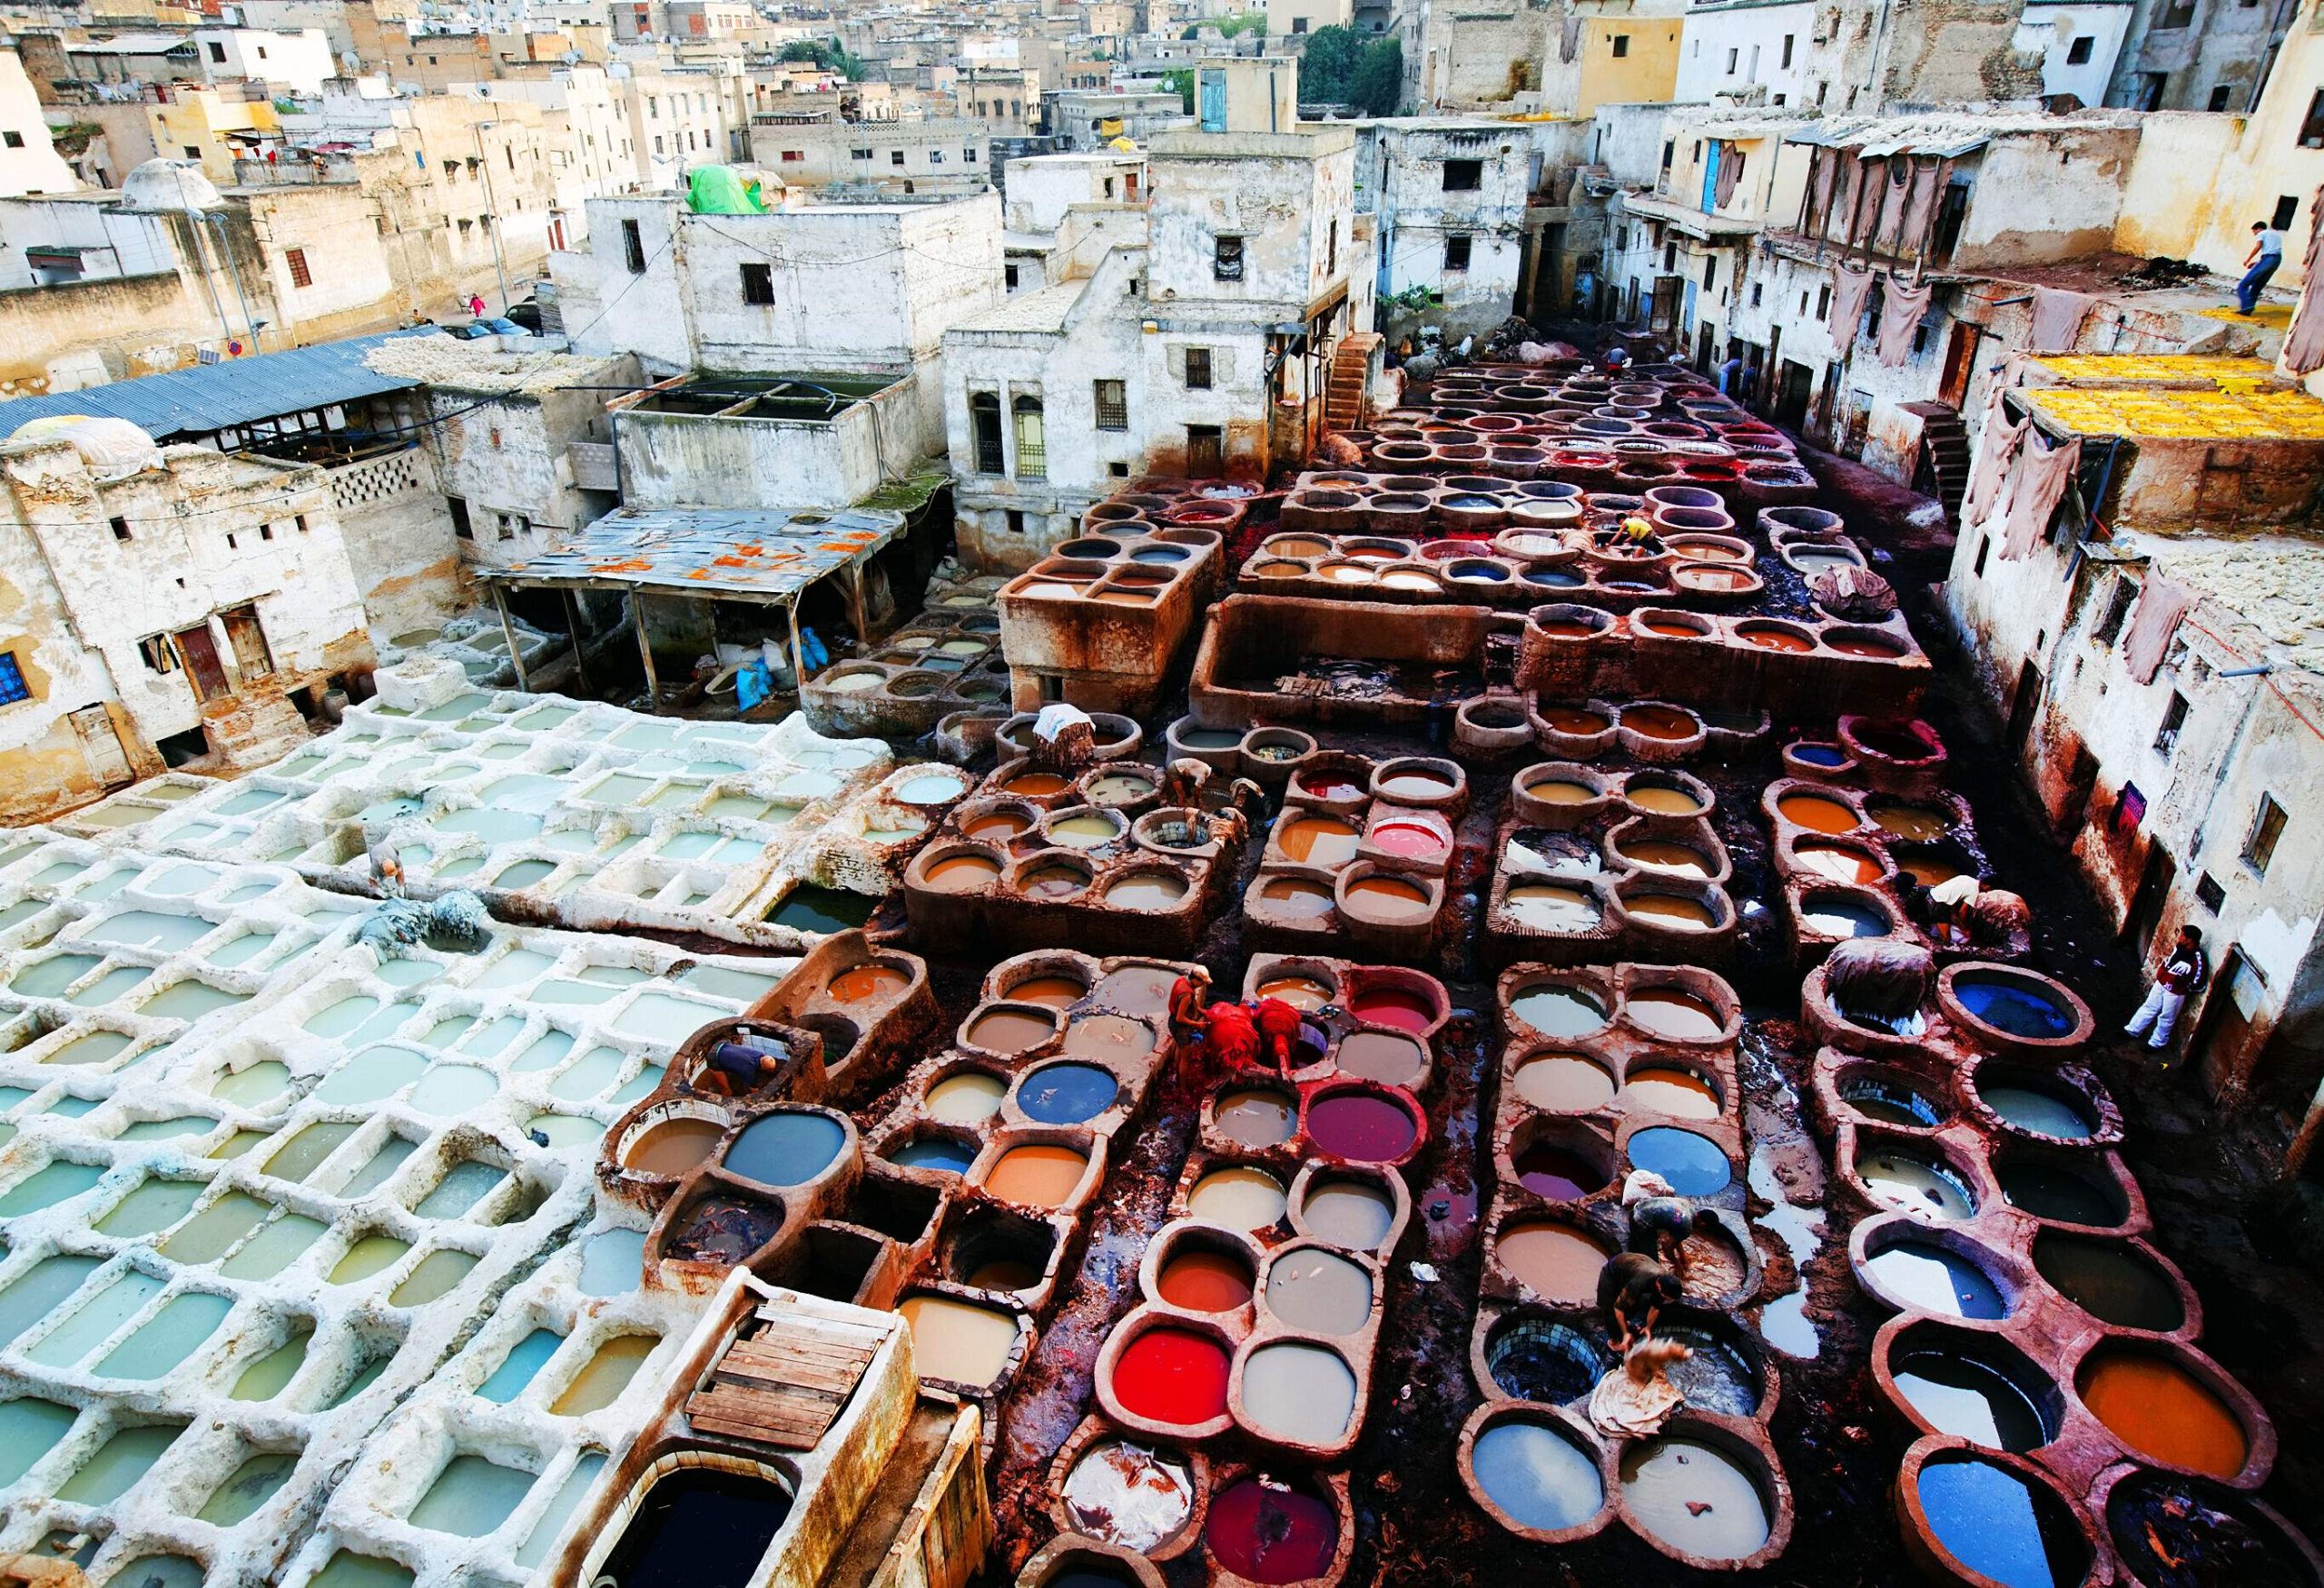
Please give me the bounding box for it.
[1905,400,1971,522]
[1325,331,1383,433]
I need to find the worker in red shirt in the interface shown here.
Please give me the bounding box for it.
[1204,999,1262,1079]
[1250,996,1305,1077]
[1167,966,1212,1090]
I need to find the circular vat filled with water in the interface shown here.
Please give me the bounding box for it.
[1461,1405,1610,1542]
[1879,1321,2062,1453]
[1851,1137,1979,1222]
[1970,1062,2106,1142]
[1854,1222,2017,1323]
[2071,1342,2254,1480]
[1835,1065,1948,1129]
[2032,1232,2187,1333]
[1202,1469,1344,1585]
[1903,1446,2093,1588]
[1302,1082,1423,1166]
[1623,1124,1733,1198]
[1478,1307,1610,1405]
[1617,1420,1783,1565]
[1991,1148,2131,1229]
[1941,965,2091,1049]
[2102,1468,2324,1588]
[1506,1116,1614,1201]
[719,1108,848,1189]
[1012,1061,1121,1126]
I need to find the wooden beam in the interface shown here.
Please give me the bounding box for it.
[492,584,528,693]
[561,587,590,690]
[633,592,660,714]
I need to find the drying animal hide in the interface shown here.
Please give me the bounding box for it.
[1590,1337,1693,1437]
[2285,183,2324,374]
[1826,937,1933,1023]
[2122,576,2196,684]
[1876,276,1935,368]
[1963,385,2028,528]
[1998,432,2081,561]
[1808,565,1899,622]
[1829,264,1876,348]
[2027,288,2099,355]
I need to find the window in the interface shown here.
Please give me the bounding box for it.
[1004,262,1020,290]
[1972,534,1989,577]
[207,40,226,60]
[1610,33,1629,56]
[653,136,664,154]
[138,636,175,674]
[1663,241,1676,271]
[891,149,906,165]
[1660,140,1673,173]
[1780,33,1794,67]
[1443,234,1472,271]
[0,651,27,706]
[2273,193,2299,231]
[2158,0,2196,25]
[965,146,979,162]
[2154,691,2189,756]
[285,248,311,289]
[0,131,20,149]
[2302,91,2324,148]
[1327,219,1337,275]
[1006,508,1026,535]
[259,522,273,541]
[622,218,645,273]
[1109,460,1129,477]
[2209,84,2234,112]
[1214,234,1244,281]
[851,147,872,160]
[1094,379,1128,429]
[1702,255,1717,291]
[2094,575,2137,643]
[1187,423,1223,475]
[110,516,130,542]
[294,514,307,533]
[1751,282,1763,306]
[1292,15,1307,29]
[448,496,472,540]
[2066,35,2093,64]
[740,261,774,303]
[1012,395,1046,479]
[1725,47,1738,74]
[780,148,803,162]
[2244,794,2286,874]
[1184,347,1213,390]
[1442,158,1482,191]
[970,392,1004,473]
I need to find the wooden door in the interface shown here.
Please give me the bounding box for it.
[174,625,231,703]
[1938,319,1979,409]
[1649,275,1683,335]
[2004,659,2043,754]
[68,706,133,787]
[2195,950,2260,1096]
[222,605,274,681]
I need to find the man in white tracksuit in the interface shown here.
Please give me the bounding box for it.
[2124,924,2211,1052]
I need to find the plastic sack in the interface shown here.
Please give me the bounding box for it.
[686,164,765,214]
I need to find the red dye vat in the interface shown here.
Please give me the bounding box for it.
[1207,1476,1339,1583]
[1369,822,1445,859]
[1349,988,1434,1032]
[1298,771,1365,801]
[1157,1249,1255,1312]
[1112,1327,1231,1425]
[1307,1090,1418,1162]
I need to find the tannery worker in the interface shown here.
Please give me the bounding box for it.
[1167,965,1213,1089]
[1616,514,1665,557]
[1599,1252,1683,1353]
[1250,996,1305,1076]
[695,1040,781,1097]
[1204,999,1262,1078]
[2125,924,2210,1054]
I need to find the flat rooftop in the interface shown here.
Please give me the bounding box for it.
[618,371,906,422]
[2024,384,2324,441]
[488,503,906,599]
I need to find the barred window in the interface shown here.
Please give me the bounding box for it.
[1012,396,1046,479]
[0,651,29,705]
[286,248,311,288]
[1093,380,1128,430]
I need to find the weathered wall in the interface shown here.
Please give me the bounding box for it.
[615,393,889,511]
[0,271,212,398]
[1950,127,2140,270]
[325,448,468,639]
[2104,0,2289,113]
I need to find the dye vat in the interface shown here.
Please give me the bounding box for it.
[1979,1081,2094,1139]
[1349,986,1435,1032]
[1106,873,1189,911]
[901,1295,1020,1386]
[1487,1315,1607,1404]
[2033,1233,2184,1331]
[1506,883,1601,932]
[1472,1415,1605,1534]
[549,1333,657,1415]
[1344,873,1432,922]
[1498,1219,1610,1304]
[1794,843,1885,885]
[1259,877,1334,919]
[1216,1087,1298,1148]
[623,1117,725,1179]
[967,1007,1059,1054]
[669,1197,782,1266]
[1017,1062,1121,1124]
[1863,1241,2009,1320]
[724,1112,845,1187]
[1307,1090,1417,1162]
[1157,1248,1256,1311]
[1892,1344,2053,1452]
[985,1143,1089,1208]
[1625,989,1725,1041]
[1858,1148,1976,1220]
[1658,1327,1762,1417]
[0,1396,76,1485]
[410,1452,535,1536]
[926,1070,1008,1124]
[1995,1157,2125,1227]
[596,1466,793,1588]
[478,1328,562,1403]
[1281,815,1361,867]
[1263,1248,1372,1334]
[1062,1437,1196,1553]
[1620,1067,1720,1119]
[2106,1471,2313,1588]
[1514,1052,1617,1112]
[1206,1475,1338,1584]
[923,853,1003,893]
[1113,1326,1231,1425]
[1515,1142,1607,1200]
[1337,1030,1426,1087]
[1619,1436,1773,1562]
[1300,1177,1395,1248]
[1062,1014,1156,1060]
[1801,896,1890,939]
[889,1135,978,1176]
[1188,1166,1287,1229]
[1840,1077,1944,1129]
[1867,802,1950,841]
[1007,973,1088,1007]
[1627,1128,1731,1197]
[1915,1455,2090,1588]
[1777,794,1860,834]
[827,965,909,1004]
[1242,1341,1357,1445]
[1257,975,1332,1011]
[1510,983,1608,1039]
[1953,974,2076,1041]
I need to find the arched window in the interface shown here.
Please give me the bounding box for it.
[1012,395,1046,479]
[970,392,1003,474]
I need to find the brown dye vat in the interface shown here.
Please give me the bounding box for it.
[1098,965,1182,1014]
[1537,619,1597,639]
[969,1009,1060,1053]
[987,1144,1090,1208]
[1378,766,1460,801]
[1216,1087,1299,1148]
[1108,873,1190,910]
[2077,1350,2249,1478]
[1541,706,1612,735]
[1794,843,1884,884]
[1626,893,1717,928]
[1337,1030,1427,1087]
[1504,883,1600,932]
[927,853,1005,890]
[624,1118,724,1177]
[1900,853,1965,887]
[1617,838,1711,877]
[1624,706,1698,741]
[1867,802,1950,841]
[1007,772,1074,797]
[1062,1014,1156,1060]
[964,811,1033,841]
[1620,1067,1720,1119]
[1158,1248,1256,1312]
[1628,784,1706,816]
[828,966,909,1004]
[1513,1052,1617,1111]
[1258,975,1333,1011]
[1345,874,1432,921]
[1738,623,1816,653]
[1827,633,1905,658]
[1677,566,1758,592]
[1777,794,1860,833]
[1498,1219,1610,1304]
[1281,815,1361,866]
[1011,975,1090,1008]
[1024,863,1092,899]
[1639,616,1707,637]
[1626,989,1725,1041]
[1525,778,1599,805]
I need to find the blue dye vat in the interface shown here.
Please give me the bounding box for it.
[1014,1062,1120,1125]
[889,1137,977,1175]
[724,1112,846,1187]
[1953,976,2073,1041]
[1626,1127,1731,1197]
[1918,1455,2083,1588]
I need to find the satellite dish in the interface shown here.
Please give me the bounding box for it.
[119,158,224,213]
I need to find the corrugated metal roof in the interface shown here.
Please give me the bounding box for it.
[0,330,437,442]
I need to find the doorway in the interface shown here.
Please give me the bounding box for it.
[1776,360,1813,428]
[1649,275,1683,336]
[2192,949,2259,1097]
[174,624,231,704]
[1938,320,1980,409]
[2122,842,2176,962]
[68,706,134,788]
[1186,424,1223,477]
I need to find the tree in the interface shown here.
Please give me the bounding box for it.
[1350,36,1402,114]
[780,37,867,81]
[1161,66,1196,113]
[1295,26,1399,113]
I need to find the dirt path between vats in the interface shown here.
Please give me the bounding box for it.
[875,440,2323,1584]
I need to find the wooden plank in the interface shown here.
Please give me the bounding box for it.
[714,1361,860,1397]
[688,1386,837,1431]
[715,1352,866,1388]
[728,1335,877,1368]
[686,1410,824,1451]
